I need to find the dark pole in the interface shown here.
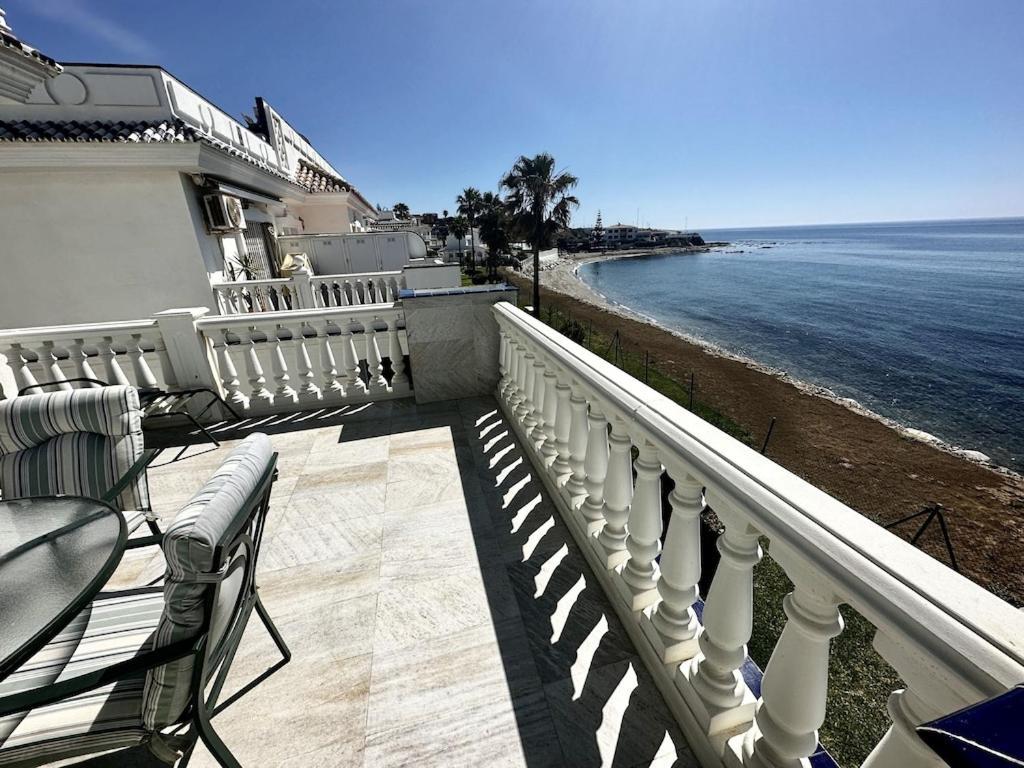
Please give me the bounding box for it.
[688,373,695,410]
[760,417,777,454]
[532,209,542,318]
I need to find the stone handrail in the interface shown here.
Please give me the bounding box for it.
[212,271,404,315]
[492,301,1024,768]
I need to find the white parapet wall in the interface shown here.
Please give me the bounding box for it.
[492,300,1024,768]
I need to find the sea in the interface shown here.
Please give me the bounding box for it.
[577,217,1024,470]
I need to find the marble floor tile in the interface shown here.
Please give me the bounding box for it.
[261,516,383,572]
[365,623,562,768]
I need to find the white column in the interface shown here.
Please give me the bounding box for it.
[98,337,130,385]
[552,377,573,482]
[565,387,590,503]
[340,324,367,398]
[528,354,547,450]
[365,321,390,394]
[215,334,249,411]
[737,545,843,768]
[580,400,609,534]
[242,327,273,408]
[498,329,510,398]
[291,269,316,309]
[292,323,322,404]
[126,334,159,389]
[618,438,663,610]
[6,344,39,393]
[540,366,559,465]
[644,467,703,663]
[387,317,410,393]
[270,324,297,405]
[319,324,345,401]
[36,342,70,389]
[519,350,537,429]
[69,339,101,385]
[511,341,529,416]
[678,492,762,735]
[594,415,632,568]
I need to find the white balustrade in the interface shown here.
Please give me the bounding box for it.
[212,270,404,316]
[492,300,1024,768]
[0,319,172,396]
[199,302,409,415]
[0,303,411,417]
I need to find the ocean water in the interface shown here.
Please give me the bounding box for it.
[578,218,1024,469]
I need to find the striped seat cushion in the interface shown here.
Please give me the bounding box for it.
[142,433,273,730]
[0,386,149,512]
[0,589,164,767]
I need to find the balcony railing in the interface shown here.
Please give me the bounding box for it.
[492,302,1024,768]
[0,304,409,411]
[213,271,404,315]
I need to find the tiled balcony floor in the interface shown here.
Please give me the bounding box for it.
[85,396,696,768]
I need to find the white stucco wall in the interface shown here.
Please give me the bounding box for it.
[292,201,354,234]
[0,169,218,327]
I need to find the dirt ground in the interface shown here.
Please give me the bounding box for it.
[503,270,1024,606]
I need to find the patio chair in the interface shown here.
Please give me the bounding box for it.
[0,433,290,768]
[0,384,159,536]
[18,377,243,464]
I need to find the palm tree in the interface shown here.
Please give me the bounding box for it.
[477,191,511,280]
[456,187,483,274]
[393,202,410,220]
[448,216,469,268]
[501,153,579,317]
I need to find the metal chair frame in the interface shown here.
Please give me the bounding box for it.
[0,453,290,768]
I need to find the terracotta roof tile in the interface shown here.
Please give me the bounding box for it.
[295,159,350,193]
[0,118,196,143]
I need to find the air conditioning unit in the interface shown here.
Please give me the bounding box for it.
[202,194,245,232]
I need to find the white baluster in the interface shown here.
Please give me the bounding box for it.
[565,386,590,502]
[340,323,367,397]
[618,438,663,610]
[127,334,158,389]
[552,377,573,482]
[498,329,510,396]
[738,544,843,768]
[293,322,322,404]
[387,317,410,393]
[98,337,130,385]
[270,325,297,405]
[509,338,526,414]
[364,320,389,394]
[679,493,762,734]
[594,415,632,568]
[319,323,345,401]
[540,365,559,465]
[644,467,703,663]
[519,350,537,428]
[215,334,249,411]
[36,342,71,389]
[7,344,39,393]
[529,354,547,450]
[69,339,101,385]
[580,400,609,534]
[243,327,274,408]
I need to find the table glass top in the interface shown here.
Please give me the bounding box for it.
[0,497,124,675]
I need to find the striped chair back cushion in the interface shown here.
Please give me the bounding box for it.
[0,386,148,511]
[141,433,273,730]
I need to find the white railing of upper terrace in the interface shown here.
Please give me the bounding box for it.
[0,304,409,411]
[212,271,404,315]
[493,302,1024,768]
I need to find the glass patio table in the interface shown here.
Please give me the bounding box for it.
[0,497,127,680]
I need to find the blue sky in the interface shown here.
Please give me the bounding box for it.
[8,0,1024,229]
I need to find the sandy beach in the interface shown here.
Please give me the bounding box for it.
[504,257,1024,606]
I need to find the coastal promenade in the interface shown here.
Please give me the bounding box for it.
[504,268,1024,608]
